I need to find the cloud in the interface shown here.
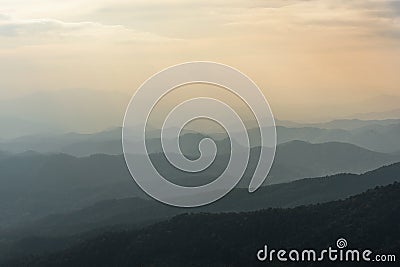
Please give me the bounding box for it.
[0,14,178,44]
[0,17,97,37]
[218,0,400,41]
[299,0,400,39]
[0,0,399,110]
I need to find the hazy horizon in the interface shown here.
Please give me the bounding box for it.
[1,87,400,137]
[1,0,399,133]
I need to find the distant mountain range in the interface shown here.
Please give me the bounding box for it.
[268,140,399,184]
[1,89,399,140]
[0,116,62,140]
[276,118,400,130]
[4,181,400,266]
[1,90,399,266]
[275,123,400,153]
[1,118,400,155]
[0,141,398,228]
[0,128,123,156]
[353,108,400,120]
[0,89,128,139]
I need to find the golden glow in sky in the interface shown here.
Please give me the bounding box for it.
[0,0,399,121]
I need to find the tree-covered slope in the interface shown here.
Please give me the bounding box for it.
[9,182,400,267]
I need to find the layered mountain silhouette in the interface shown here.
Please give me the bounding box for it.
[1,162,399,264]
[0,128,122,156]
[275,123,400,153]
[1,95,399,267]
[0,141,398,227]
[2,119,400,155]
[277,118,400,130]
[5,182,400,266]
[1,89,399,140]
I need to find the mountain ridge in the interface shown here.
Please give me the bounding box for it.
[3,162,399,239]
[6,181,400,267]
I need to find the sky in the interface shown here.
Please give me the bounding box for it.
[0,0,399,123]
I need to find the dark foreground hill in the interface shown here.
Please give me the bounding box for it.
[9,182,400,267]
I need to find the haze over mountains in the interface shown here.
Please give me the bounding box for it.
[0,89,128,139]
[1,117,400,155]
[1,109,400,229]
[0,141,398,228]
[1,88,400,139]
[276,123,400,153]
[277,118,400,130]
[0,89,399,266]
[3,162,399,239]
